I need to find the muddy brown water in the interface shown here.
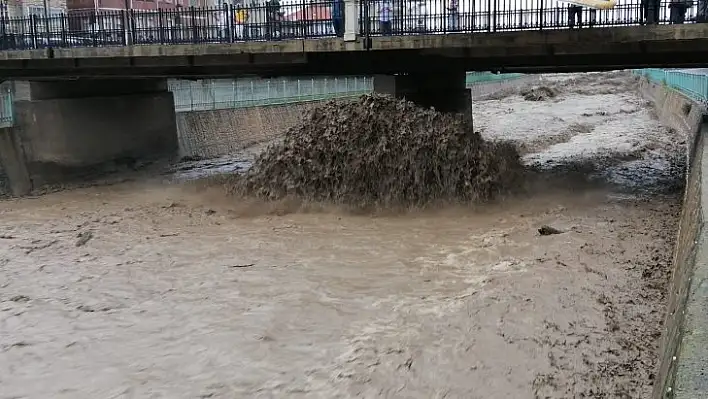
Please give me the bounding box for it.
[0,72,685,398]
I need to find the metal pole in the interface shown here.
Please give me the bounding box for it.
[43,0,49,44]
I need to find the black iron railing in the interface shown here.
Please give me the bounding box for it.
[0,0,703,50]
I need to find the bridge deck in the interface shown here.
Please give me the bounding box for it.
[1,24,707,78]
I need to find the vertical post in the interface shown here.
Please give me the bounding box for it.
[189,81,194,111]
[300,0,306,37]
[43,0,50,45]
[492,0,497,32]
[31,15,38,49]
[60,11,66,46]
[130,9,137,44]
[91,10,97,46]
[228,3,235,43]
[190,6,197,43]
[158,8,164,43]
[121,10,128,45]
[0,1,6,49]
[344,0,357,41]
[223,3,230,43]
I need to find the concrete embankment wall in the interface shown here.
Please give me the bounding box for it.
[639,78,708,399]
[176,101,321,158]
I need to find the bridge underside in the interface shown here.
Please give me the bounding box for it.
[0,25,707,79]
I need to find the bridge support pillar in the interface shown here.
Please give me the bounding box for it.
[4,79,177,193]
[372,72,472,116]
[343,0,358,41]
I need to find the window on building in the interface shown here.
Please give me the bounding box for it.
[26,6,64,17]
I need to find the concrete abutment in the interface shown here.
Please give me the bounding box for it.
[373,72,472,117]
[0,79,177,195]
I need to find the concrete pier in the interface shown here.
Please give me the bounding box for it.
[0,79,177,194]
[373,72,472,116]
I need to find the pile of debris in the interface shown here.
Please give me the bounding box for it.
[232,94,523,208]
[521,86,558,101]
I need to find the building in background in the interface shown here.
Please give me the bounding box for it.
[284,1,333,37]
[65,0,211,41]
[3,0,67,18]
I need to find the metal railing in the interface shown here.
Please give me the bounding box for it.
[359,0,706,35]
[0,1,704,50]
[635,69,708,103]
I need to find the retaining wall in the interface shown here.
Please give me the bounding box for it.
[175,100,322,158]
[638,78,708,399]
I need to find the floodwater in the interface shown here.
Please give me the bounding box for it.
[0,72,684,398]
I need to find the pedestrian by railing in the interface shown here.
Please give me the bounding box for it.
[0,0,706,51]
[635,69,708,103]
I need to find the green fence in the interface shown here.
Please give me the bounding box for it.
[171,72,527,112]
[634,69,708,103]
[169,76,374,112]
[466,72,526,85]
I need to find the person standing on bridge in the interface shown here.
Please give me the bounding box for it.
[332,0,345,37]
[379,0,393,35]
[669,0,693,23]
[235,6,248,40]
[448,0,460,31]
[266,0,283,40]
[641,0,660,24]
[567,4,583,28]
[698,0,708,22]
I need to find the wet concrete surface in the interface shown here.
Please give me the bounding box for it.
[0,71,685,398]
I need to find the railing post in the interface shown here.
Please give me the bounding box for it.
[190,6,197,43]
[344,0,358,41]
[121,10,129,45]
[158,8,164,44]
[31,15,39,49]
[130,9,137,45]
[362,0,371,48]
[228,4,234,43]
[60,12,67,46]
[491,0,496,32]
[487,0,492,32]
[90,12,97,46]
[43,6,50,47]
